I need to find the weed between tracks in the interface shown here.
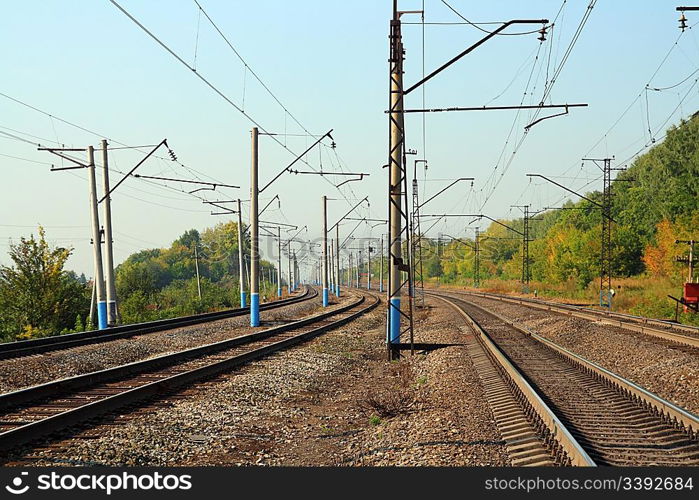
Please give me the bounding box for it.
[359,362,419,420]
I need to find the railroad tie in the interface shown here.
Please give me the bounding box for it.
[462,330,554,466]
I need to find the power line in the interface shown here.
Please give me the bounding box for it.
[192,0,316,140]
[440,0,550,36]
[578,28,691,164]
[538,0,596,106]
[0,152,52,165]
[478,0,595,213]
[108,0,353,206]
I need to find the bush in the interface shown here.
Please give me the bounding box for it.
[359,363,417,418]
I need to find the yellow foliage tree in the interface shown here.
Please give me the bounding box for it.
[642,216,699,279]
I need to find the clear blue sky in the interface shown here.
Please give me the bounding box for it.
[1,1,697,277]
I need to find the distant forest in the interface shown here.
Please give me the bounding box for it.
[414,112,698,287]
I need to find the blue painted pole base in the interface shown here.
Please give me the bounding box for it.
[241,291,247,309]
[250,293,260,327]
[322,288,329,307]
[277,287,282,298]
[389,297,400,344]
[97,301,108,330]
[336,285,341,298]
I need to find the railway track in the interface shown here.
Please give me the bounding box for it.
[429,291,699,466]
[0,286,315,360]
[445,289,699,350]
[0,290,378,458]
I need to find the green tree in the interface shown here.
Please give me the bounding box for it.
[0,227,89,340]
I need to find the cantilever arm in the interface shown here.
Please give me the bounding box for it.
[330,196,369,231]
[404,19,548,95]
[418,177,473,209]
[98,139,168,203]
[526,174,603,209]
[260,130,333,193]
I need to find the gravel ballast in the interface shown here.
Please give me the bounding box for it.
[452,292,699,415]
[4,294,509,467]
[0,291,341,394]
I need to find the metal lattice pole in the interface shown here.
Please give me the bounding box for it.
[522,205,530,294]
[474,227,480,289]
[277,227,282,298]
[336,225,341,297]
[600,158,612,309]
[237,199,246,307]
[387,3,413,359]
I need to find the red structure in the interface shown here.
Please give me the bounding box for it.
[683,282,699,313]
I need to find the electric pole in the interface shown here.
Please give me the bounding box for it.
[474,227,481,289]
[512,204,543,294]
[194,243,202,301]
[380,235,384,293]
[367,243,372,290]
[277,227,282,298]
[411,159,428,307]
[676,240,697,282]
[293,250,298,290]
[288,244,293,293]
[322,195,329,307]
[336,224,341,297]
[387,1,406,359]
[237,199,247,307]
[101,140,118,326]
[328,238,335,297]
[523,206,530,292]
[601,158,612,308]
[250,127,260,326]
[580,157,626,309]
[529,160,628,310]
[87,146,107,330]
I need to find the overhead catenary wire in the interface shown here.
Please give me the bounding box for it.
[440,0,551,36]
[476,0,594,213]
[0,91,232,195]
[108,0,356,207]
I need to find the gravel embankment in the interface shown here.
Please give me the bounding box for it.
[0,292,345,394]
[341,302,509,466]
[457,293,699,415]
[6,295,509,466]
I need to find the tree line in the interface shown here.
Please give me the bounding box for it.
[0,221,279,342]
[415,112,698,319]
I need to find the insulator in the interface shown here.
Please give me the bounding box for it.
[680,14,688,31]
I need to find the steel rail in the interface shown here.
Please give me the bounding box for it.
[469,289,699,334]
[0,292,379,452]
[507,291,699,333]
[0,287,315,360]
[434,290,699,438]
[430,293,596,466]
[454,290,699,348]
